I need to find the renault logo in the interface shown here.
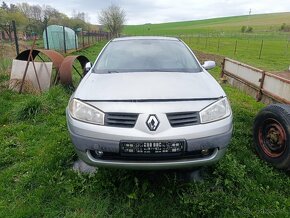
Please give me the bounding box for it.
[146,114,159,131]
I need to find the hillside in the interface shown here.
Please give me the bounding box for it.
[124,12,290,35]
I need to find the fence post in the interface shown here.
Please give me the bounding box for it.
[44,17,49,49]
[256,71,266,101]
[259,40,264,59]
[217,38,220,52]
[82,30,85,48]
[234,40,238,55]
[74,30,77,51]
[63,26,66,53]
[220,58,226,78]
[12,20,19,56]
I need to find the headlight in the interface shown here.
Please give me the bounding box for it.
[200,98,231,123]
[69,99,104,125]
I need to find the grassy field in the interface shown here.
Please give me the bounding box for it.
[0,39,290,217]
[124,12,290,72]
[124,12,290,36]
[184,36,290,71]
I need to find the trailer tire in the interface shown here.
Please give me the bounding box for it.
[253,104,290,170]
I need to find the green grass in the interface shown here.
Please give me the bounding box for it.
[0,58,11,82]
[0,41,289,217]
[185,36,290,71]
[124,12,290,36]
[124,12,290,72]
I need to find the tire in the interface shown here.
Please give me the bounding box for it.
[253,104,290,170]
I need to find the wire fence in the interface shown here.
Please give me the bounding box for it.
[179,36,289,57]
[142,33,290,71]
[0,20,111,57]
[124,33,290,62]
[179,35,290,70]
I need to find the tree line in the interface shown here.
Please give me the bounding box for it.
[0,1,97,41]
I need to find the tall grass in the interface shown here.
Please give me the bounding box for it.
[0,41,13,83]
[0,58,11,73]
[0,58,11,86]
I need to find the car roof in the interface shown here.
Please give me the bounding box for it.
[112,36,180,42]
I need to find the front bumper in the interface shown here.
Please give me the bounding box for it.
[75,147,227,170]
[68,123,232,170]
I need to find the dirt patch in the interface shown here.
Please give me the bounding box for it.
[193,50,225,67]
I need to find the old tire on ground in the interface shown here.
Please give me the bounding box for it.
[253,104,290,170]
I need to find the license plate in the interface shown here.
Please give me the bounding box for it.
[120,141,185,155]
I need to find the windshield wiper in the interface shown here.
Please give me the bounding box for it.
[148,69,168,72]
[107,70,119,74]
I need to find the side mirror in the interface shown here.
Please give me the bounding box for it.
[202,61,216,70]
[84,62,92,74]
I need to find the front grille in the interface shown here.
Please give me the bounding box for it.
[105,112,138,128]
[167,111,200,127]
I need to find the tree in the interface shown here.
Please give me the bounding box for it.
[98,4,125,37]
[0,5,28,41]
[72,10,86,22]
[1,1,8,10]
[18,3,64,35]
[17,2,30,17]
[1,1,97,38]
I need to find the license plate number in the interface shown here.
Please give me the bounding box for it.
[120,141,185,155]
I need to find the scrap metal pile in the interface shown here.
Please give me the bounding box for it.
[9,41,90,93]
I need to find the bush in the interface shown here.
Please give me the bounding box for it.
[246,26,253,33]
[280,23,290,32]
[241,26,246,33]
[241,26,253,33]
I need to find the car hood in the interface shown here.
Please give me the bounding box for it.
[74,71,225,100]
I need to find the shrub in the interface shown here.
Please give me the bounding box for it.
[246,26,253,33]
[241,26,246,33]
[280,23,290,32]
[241,26,253,33]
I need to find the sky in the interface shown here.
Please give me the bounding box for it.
[4,0,290,25]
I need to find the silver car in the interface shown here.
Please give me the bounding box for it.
[66,36,233,170]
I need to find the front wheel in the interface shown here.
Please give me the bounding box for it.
[253,104,290,170]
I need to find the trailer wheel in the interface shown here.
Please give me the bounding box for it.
[253,104,290,170]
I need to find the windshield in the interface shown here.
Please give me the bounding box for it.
[93,39,202,73]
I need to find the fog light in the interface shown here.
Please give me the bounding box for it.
[95,150,104,157]
[201,149,209,156]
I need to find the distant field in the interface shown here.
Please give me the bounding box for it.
[124,12,290,72]
[124,12,290,36]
